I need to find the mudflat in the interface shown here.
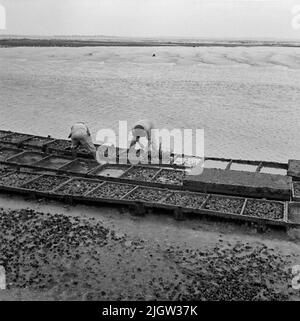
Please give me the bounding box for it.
[0,193,299,301]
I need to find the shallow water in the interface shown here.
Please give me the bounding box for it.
[1,46,300,162]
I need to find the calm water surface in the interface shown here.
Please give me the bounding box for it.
[1,46,300,162]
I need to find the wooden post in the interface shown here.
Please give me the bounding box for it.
[64,195,74,206]
[174,207,184,220]
[134,201,146,216]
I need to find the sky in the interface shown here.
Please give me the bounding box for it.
[0,0,300,40]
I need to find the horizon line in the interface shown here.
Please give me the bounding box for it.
[0,34,300,43]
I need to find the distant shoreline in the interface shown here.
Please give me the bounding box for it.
[1,38,300,48]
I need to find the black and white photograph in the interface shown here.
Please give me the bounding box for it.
[0,0,300,307]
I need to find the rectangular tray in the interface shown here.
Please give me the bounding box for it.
[204,159,229,170]
[241,198,285,221]
[288,159,300,178]
[0,147,23,161]
[161,190,209,209]
[52,177,103,197]
[33,155,74,169]
[20,174,71,193]
[6,151,48,165]
[182,206,289,228]
[86,181,137,200]
[22,136,56,148]
[90,164,132,178]
[44,139,72,151]
[60,158,99,174]
[152,168,185,185]
[0,132,33,145]
[292,181,300,202]
[202,194,246,215]
[259,166,287,176]
[287,202,300,226]
[120,165,160,182]
[229,162,258,172]
[0,130,12,139]
[122,185,172,204]
[0,171,41,189]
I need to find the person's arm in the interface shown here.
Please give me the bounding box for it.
[129,138,137,148]
[71,141,79,158]
[68,125,74,139]
[147,130,151,143]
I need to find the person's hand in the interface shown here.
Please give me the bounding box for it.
[129,139,137,148]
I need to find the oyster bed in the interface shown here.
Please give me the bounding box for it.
[0,143,17,149]
[46,140,72,150]
[163,191,208,209]
[0,164,15,176]
[65,146,90,154]
[204,195,245,214]
[0,133,32,144]
[121,166,160,181]
[0,148,21,161]
[124,186,168,203]
[87,182,135,199]
[0,172,40,188]
[0,131,10,138]
[22,175,70,192]
[55,178,102,196]
[0,208,292,300]
[243,199,284,220]
[24,136,54,147]
[153,169,185,185]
